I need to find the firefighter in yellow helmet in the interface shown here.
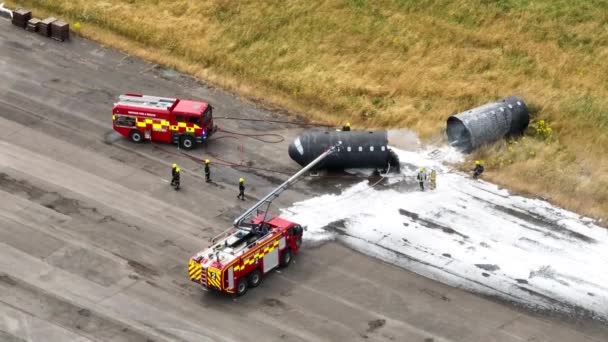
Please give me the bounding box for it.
[171,163,178,184]
[204,159,211,183]
[342,122,351,131]
[417,167,427,191]
[237,177,245,200]
[472,160,484,179]
[172,167,181,190]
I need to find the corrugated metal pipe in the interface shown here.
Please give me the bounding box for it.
[446,96,530,152]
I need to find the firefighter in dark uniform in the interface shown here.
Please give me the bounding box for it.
[171,163,178,185]
[238,177,245,200]
[204,159,211,183]
[342,122,351,131]
[472,160,484,179]
[172,167,181,189]
[417,168,427,191]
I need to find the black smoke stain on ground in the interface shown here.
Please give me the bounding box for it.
[399,209,469,239]
[469,193,596,244]
[323,219,348,236]
[475,264,500,272]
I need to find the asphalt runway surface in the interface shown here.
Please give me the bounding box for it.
[1,19,607,342]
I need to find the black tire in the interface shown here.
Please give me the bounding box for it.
[280,249,292,268]
[236,278,248,296]
[129,130,143,143]
[181,135,194,150]
[248,269,262,288]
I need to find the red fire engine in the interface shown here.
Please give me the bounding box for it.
[112,93,216,149]
[188,144,341,296]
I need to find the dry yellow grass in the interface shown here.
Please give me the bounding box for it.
[7,0,608,222]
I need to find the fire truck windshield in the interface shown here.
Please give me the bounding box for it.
[202,106,212,126]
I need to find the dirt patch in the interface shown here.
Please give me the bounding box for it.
[0,273,18,286]
[0,331,27,342]
[0,173,96,216]
[99,215,142,231]
[0,172,47,199]
[128,260,160,277]
[78,308,91,317]
[158,239,175,248]
[475,264,500,272]
[366,319,386,333]
[0,173,147,233]
[262,298,287,309]
[44,197,85,215]
[5,40,32,51]
[421,288,451,302]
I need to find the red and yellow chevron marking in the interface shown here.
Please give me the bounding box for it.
[188,260,202,281]
[234,240,280,272]
[207,267,222,288]
[169,121,202,133]
[135,117,171,131]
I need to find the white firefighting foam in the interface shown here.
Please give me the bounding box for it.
[281,146,608,320]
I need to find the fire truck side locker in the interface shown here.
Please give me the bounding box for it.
[227,267,234,291]
[264,241,280,273]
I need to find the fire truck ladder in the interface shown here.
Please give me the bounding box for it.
[116,94,177,110]
[233,142,342,230]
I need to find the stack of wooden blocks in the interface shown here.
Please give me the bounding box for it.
[38,17,56,37]
[51,20,69,41]
[8,7,70,43]
[11,8,31,28]
[26,18,40,32]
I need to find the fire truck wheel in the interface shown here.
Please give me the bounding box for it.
[180,135,194,150]
[248,269,262,288]
[129,130,143,143]
[236,278,248,296]
[280,249,292,267]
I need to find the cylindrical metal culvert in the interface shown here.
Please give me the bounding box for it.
[446,96,530,152]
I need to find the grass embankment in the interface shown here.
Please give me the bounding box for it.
[7,0,608,222]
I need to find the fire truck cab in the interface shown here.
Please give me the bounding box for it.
[189,215,303,296]
[112,93,216,149]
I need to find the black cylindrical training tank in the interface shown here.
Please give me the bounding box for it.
[446,96,530,152]
[288,130,399,171]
